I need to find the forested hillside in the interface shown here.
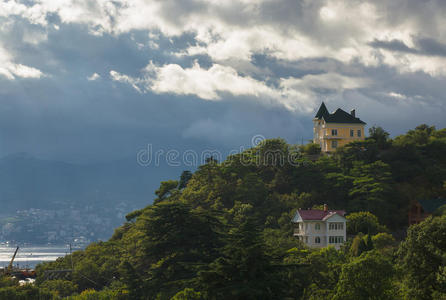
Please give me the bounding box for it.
[3,124,446,299]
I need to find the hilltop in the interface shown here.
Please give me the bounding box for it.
[3,124,446,299]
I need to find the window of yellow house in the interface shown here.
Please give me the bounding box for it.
[331,129,338,136]
[332,141,338,148]
[350,129,354,137]
[357,129,361,137]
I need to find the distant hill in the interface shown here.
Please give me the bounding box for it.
[0,153,183,212]
[0,153,184,243]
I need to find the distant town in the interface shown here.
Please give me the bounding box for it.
[0,202,133,245]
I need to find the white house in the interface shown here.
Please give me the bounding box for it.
[292,205,347,249]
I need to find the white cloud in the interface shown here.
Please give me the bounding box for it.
[110,61,369,112]
[144,61,279,101]
[111,61,283,103]
[377,51,446,76]
[2,0,446,76]
[87,73,101,81]
[2,0,446,113]
[109,70,142,93]
[0,46,43,79]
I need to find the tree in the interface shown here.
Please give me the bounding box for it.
[398,215,446,299]
[393,124,436,146]
[0,284,54,300]
[349,233,374,257]
[299,142,321,155]
[346,212,387,236]
[125,208,145,222]
[199,218,284,300]
[39,279,78,298]
[301,247,346,299]
[178,171,193,189]
[333,251,397,300]
[170,288,203,300]
[349,161,395,224]
[334,140,379,171]
[372,233,396,250]
[154,180,179,203]
[118,261,142,300]
[368,126,390,149]
[136,202,223,298]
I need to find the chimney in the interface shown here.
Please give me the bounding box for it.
[350,109,356,117]
[323,204,328,212]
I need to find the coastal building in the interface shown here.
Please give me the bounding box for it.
[292,205,347,249]
[408,198,446,225]
[313,102,366,152]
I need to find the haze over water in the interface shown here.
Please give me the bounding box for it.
[0,245,75,268]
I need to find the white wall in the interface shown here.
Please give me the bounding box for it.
[296,221,327,247]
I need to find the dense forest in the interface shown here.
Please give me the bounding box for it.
[2,124,446,299]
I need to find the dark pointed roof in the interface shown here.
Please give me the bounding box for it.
[325,108,366,124]
[315,102,329,119]
[315,103,366,124]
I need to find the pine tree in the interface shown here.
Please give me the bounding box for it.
[199,218,283,300]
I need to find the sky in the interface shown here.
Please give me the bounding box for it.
[0,0,446,163]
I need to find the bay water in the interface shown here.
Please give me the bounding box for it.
[0,245,79,269]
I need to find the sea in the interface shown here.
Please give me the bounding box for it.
[0,245,80,269]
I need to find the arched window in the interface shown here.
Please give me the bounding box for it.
[315,237,321,244]
[315,223,320,230]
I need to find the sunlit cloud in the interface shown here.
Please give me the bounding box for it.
[87,73,101,81]
[0,46,43,79]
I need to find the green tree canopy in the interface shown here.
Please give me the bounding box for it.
[333,251,397,300]
[346,211,387,236]
[199,218,284,300]
[398,215,446,299]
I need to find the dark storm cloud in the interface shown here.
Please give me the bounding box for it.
[0,0,446,163]
[416,37,446,57]
[369,39,418,54]
[370,37,446,57]
[0,20,307,162]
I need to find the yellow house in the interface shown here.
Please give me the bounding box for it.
[313,102,366,152]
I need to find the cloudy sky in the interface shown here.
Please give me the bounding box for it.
[1,0,445,162]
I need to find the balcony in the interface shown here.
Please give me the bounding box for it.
[323,134,342,139]
[293,228,304,236]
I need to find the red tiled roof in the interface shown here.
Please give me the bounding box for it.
[297,209,346,220]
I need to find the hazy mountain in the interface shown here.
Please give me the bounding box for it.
[0,153,185,243]
[0,152,184,211]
